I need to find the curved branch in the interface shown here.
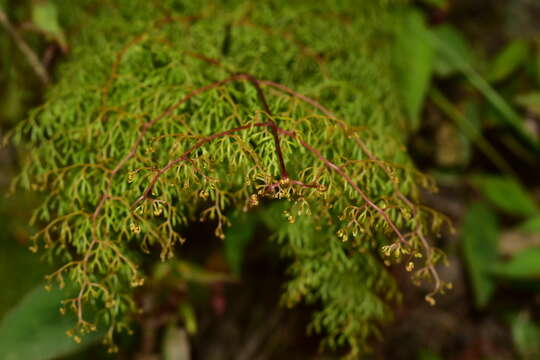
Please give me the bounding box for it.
[278,128,408,245]
[131,122,271,209]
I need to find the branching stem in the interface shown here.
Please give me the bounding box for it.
[131,122,272,209]
[80,65,429,325]
[279,129,408,245]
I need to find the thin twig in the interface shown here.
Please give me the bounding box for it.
[417,226,442,296]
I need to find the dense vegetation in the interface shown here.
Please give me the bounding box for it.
[1,0,539,359]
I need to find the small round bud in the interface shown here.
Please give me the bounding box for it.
[249,194,259,207]
[127,171,136,183]
[406,262,414,272]
[129,222,141,234]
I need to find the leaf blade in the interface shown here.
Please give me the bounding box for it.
[462,203,499,308]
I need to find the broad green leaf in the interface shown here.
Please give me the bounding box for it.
[489,41,529,83]
[0,198,51,316]
[492,248,540,279]
[511,312,540,360]
[462,203,499,308]
[518,216,540,233]
[0,285,102,360]
[224,212,257,276]
[31,1,67,50]
[393,9,435,131]
[515,92,540,117]
[471,175,539,217]
[432,25,474,77]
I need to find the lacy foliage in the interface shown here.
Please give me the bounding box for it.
[9,0,450,356]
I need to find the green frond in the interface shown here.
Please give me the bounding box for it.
[12,0,448,357]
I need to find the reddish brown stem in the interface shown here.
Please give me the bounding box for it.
[260,80,335,118]
[131,122,271,209]
[110,74,254,175]
[278,128,408,245]
[239,73,289,179]
[262,80,418,223]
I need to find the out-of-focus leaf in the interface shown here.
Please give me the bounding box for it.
[492,248,540,279]
[178,302,197,335]
[0,221,51,316]
[432,25,473,77]
[418,349,443,360]
[162,325,190,360]
[462,203,499,308]
[536,47,540,85]
[471,175,539,217]
[0,284,102,360]
[224,213,257,277]
[518,216,540,233]
[489,40,529,83]
[511,311,540,360]
[430,90,515,175]
[420,0,447,8]
[393,9,434,131]
[515,92,540,117]
[31,1,67,50]
[424,29,539,149]
[175,260,235,284]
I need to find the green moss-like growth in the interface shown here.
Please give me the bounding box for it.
[9,0,450,357]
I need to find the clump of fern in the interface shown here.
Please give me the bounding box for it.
[7,0,451,357]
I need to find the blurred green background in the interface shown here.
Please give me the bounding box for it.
[1,0,540,359]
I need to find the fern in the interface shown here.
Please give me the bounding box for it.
[7,0,451,357]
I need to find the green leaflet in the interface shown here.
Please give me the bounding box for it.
[511,312,540,360]
[393,8,435,131]
[493,248,540,279]
[515,92,540,117]
[31,1,67,51]
[0,284,103,360]
[518,216,540,233]
[489,40,529,83]
[431,24,474,77]
[471,175,539,217]
[462,203,499,308]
